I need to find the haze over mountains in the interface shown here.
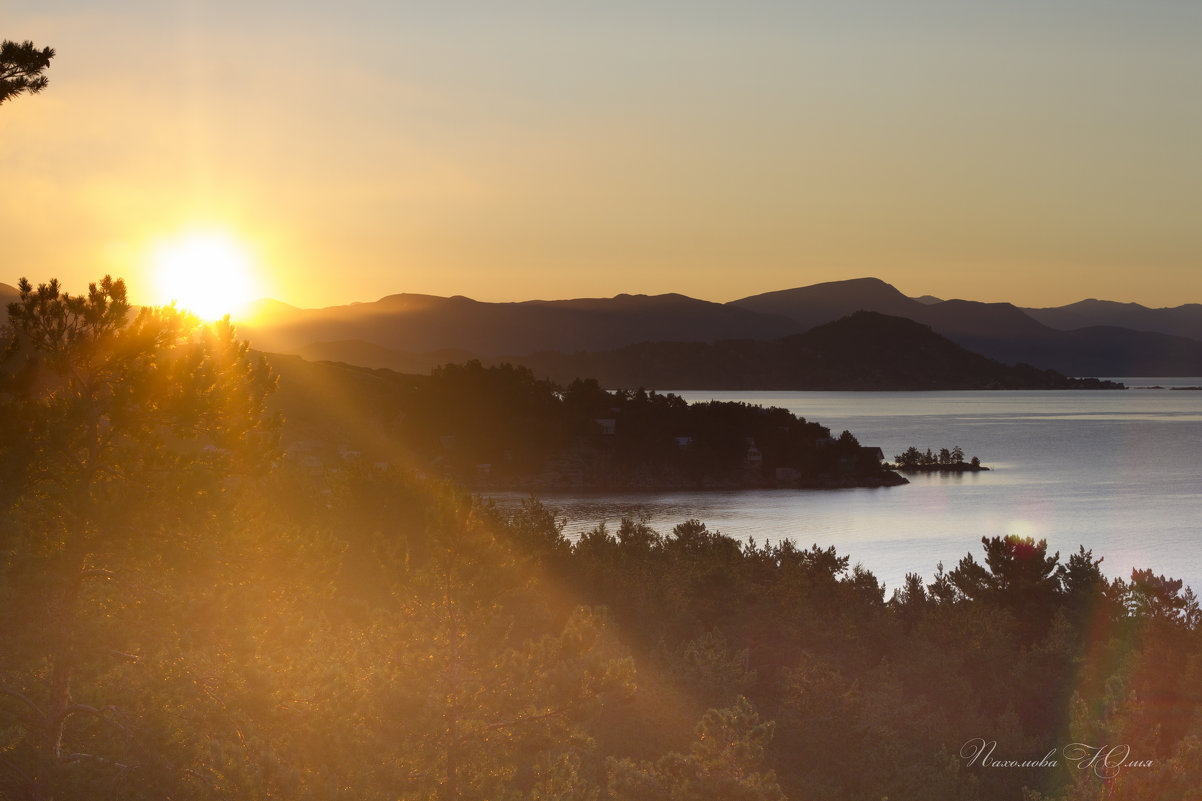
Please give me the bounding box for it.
[5,278,1201,380]
[729,278,1202,377]
[238,291,800,357]
[232,277,1202,379]
[511,312,1123,391]
[1024,299,1202,342]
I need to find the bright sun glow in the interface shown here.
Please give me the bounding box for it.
[151,231,258,321]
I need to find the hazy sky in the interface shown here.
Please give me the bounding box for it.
[4,1,1201,309]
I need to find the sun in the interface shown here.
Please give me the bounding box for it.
[150,231,259,321]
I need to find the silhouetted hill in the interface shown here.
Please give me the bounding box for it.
[1017,326,1202,377]
[0,282,19,306]
[238,279,1202,378]
[910,299,1052,367]
[506,312,1120,390]
[728,277,924,328]
[731,280,1202,376]
[239,292,800,357]
[238,297,303,326]
[1024,299,1202,342]
[918,299,1048,339]
[913,301,1202,375]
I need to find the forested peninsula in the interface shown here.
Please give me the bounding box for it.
[271,357,906,490]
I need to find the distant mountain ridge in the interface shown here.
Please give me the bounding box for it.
[502,311,1123,390]
[237,291,800,357]
[240,277,1202,377]
[9,276,1200,378]
[728,277,923,329]
[1023,298,1202,342]
[726,279,1202,376]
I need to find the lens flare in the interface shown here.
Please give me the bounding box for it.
[151,231,257,320]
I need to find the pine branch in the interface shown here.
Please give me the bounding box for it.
[0,685,46,723]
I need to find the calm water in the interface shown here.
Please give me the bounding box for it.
[492,379,1202,594]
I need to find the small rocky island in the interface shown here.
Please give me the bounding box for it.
[890,446,990,473]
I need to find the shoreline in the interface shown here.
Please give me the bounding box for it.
[893,462,990,474]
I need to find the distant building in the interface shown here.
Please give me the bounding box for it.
[860,446,885,464]
[593,418,616,435]
[675,436,694,449]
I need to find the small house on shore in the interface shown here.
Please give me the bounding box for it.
[860,446,885,464]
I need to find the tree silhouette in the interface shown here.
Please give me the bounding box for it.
[0,40,55,106]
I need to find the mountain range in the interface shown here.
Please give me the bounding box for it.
[6,278,1201,380]
[236,291,800,357]
[232,278,1202,379]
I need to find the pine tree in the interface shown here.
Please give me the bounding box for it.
[0,276,277,799]
[0,40,55,105]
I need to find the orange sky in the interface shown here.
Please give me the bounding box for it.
[3,3,1200,311]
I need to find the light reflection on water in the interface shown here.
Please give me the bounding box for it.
[489,384,1202,594]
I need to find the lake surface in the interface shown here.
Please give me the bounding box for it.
[491,379,1202,594]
